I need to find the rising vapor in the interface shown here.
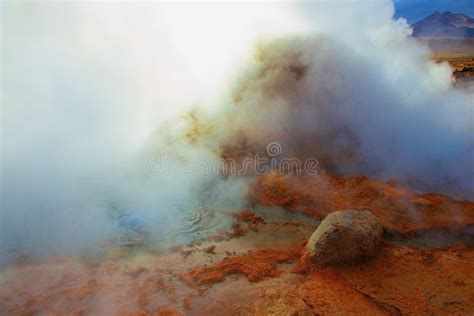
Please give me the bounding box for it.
[1,0,473,264]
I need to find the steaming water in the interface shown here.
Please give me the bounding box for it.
[2,1,474,269]
[0,200,318,268]
[0,198,238,268]
[108,201,233,248]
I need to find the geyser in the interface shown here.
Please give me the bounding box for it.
[212,34,474,198]
[1,0,473,266]
[0,1,309,263]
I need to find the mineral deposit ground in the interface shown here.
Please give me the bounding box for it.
[2,5,474,316]
[1,173,473,315]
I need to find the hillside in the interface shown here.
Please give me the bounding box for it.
[413,11,474,38]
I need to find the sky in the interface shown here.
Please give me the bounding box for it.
[393,0,474,24]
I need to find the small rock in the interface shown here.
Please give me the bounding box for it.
[305,210,383,266]
[203,245,216,254]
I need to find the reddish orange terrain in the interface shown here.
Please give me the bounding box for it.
[179,173,474,315]
[250,173,474,235]
[1,173,473,315]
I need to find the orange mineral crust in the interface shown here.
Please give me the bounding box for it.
[2,229,473,315]
[181,241,305,287]
[250,173,474,234]
[180,242,474,315]
[299,243,474,315]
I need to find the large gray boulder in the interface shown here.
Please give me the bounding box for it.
[305,210,383,266]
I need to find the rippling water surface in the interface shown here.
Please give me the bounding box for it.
[0,199,236,268]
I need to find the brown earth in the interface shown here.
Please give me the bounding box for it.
[436,54,474,79]
[419,36,474,82]
[249,173,474,235]
[176,240,474,315]
[1,178,473,315]
[181,241,305,287]
[427,39,474,81]
[300,242,474,315]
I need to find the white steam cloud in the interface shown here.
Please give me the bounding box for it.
[0,1,307,260]
[1,1,473,262]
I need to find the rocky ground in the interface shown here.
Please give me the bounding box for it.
[420,37,474,83]
[1,173,473,315]
[430,50,474,85]
[436,54,474,82]
[250,173,474,238]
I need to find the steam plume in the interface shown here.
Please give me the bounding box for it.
[1,1,473,262]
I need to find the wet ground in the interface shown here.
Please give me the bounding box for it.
[0,206,315,315]
[1,175,473,315]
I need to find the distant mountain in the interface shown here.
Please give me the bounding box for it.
[412,11,474,38]
[394,0,474,24]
